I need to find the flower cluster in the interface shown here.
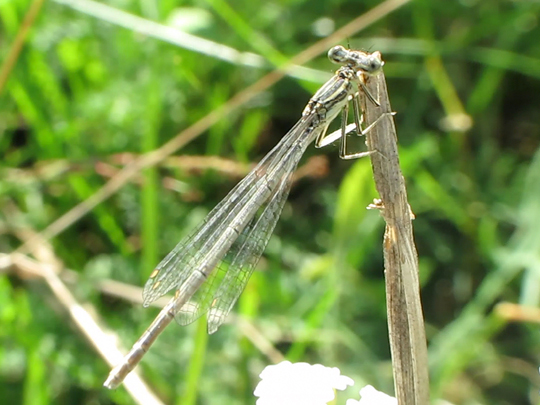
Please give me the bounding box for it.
[254,361,396,405]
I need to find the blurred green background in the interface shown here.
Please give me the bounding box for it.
[2,0,540,403]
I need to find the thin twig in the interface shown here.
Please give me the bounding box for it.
[0,205,162,403]
[0,0,47,95]
[98,155,328,186]
[363,67,430,404]
[2,153,328,188]
[0,236,164,405]
[495,302,540,324]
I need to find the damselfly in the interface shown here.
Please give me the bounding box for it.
[104,45,388,389]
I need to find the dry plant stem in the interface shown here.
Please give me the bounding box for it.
[0,0,47,95]
[0,213,164,404]
[495,302,540,324]
[1,253,163,405]
[363,70,430,404]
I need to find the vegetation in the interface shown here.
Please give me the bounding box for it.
[1,0,540,403]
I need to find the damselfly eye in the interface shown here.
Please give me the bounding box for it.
[328,45,348,64]
[365,55,384,74]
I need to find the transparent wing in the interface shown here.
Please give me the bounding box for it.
[142,116,316,307]
[178,124,319,330]
[205,138,306,333]
[173,125,322,328]
[172,255,230,325]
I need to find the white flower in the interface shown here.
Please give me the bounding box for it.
[254,361,354,405]
[346,385,397,405]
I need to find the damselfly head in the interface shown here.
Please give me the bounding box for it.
[328,46,384,74]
